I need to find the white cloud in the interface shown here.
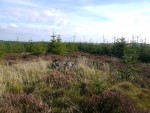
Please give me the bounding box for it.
[0,6,71,27]
[0,23,18,30]
[0,5,74,41]
[74,2,150,42]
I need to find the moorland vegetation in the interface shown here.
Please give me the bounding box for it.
[0,35,150,113]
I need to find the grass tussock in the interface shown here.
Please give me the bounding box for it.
[0,60,50,95]
[111,82,150,109]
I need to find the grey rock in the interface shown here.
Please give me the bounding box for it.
[50,61,77,70]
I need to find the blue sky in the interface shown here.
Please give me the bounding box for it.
[0,0,150,42]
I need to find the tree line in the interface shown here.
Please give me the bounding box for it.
[0,36,150,63]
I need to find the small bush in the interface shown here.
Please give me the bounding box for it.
[3,94,49,113]
[80,90,148,113]
[92,80,111,95]
[112,37,126,58]
[31,43,47,55]
[0,101,21,113]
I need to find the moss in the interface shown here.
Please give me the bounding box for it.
[136,91,150,109]
[111,81,150,109]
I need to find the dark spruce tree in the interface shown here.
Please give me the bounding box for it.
[112,37,126,58]
[48,32,67,55]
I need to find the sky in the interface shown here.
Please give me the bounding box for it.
[0,0,150,43]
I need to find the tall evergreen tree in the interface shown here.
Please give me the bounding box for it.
[112,37,126,58]
[48,32,67,55]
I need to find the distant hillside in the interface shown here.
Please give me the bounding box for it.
[0,40,19,44]
[0,40,48,44]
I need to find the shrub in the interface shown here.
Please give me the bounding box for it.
[98,44,112,56]
[3,94,49,113]
[66,42,78,53]
[123,44,139,64]
[92,80,110,95]
[31,42,47,55]
[112,37,126,58]
[12,42,25,53]
[80,90,148,113]
[139,44,150,63]
[0,102,21,113]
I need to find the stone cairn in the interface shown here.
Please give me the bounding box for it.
[50,61,77,70]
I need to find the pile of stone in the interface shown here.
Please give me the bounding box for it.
[50,61,77,70]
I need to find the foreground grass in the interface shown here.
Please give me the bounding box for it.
[0,57,149,113]
[0,59,50,95]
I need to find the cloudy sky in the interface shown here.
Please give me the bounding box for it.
[0,0,150,42]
